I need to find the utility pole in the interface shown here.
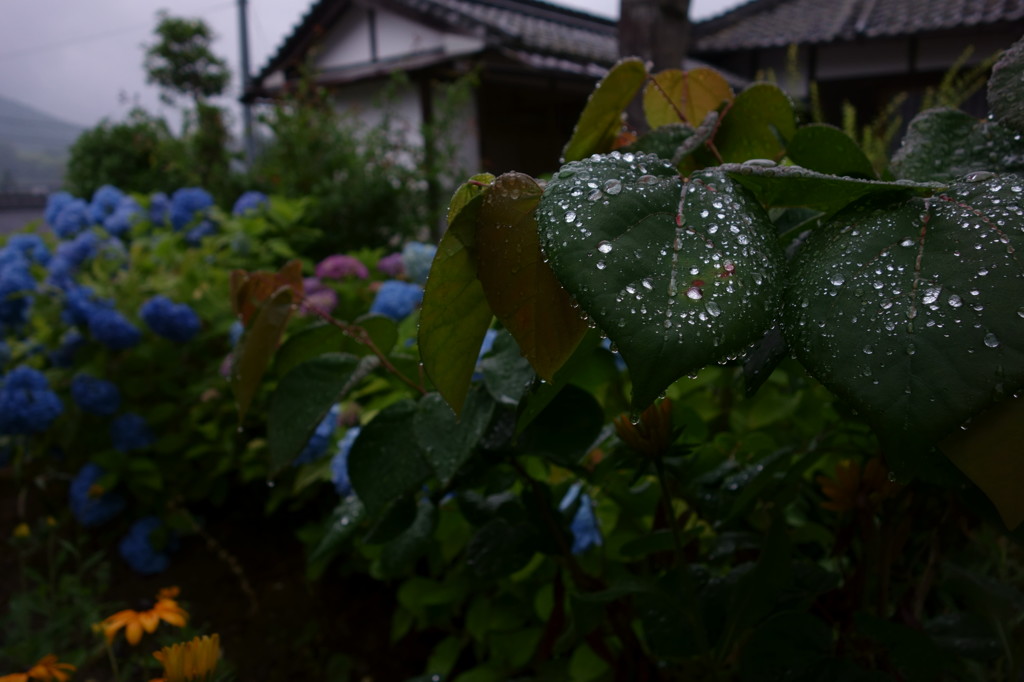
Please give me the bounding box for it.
[237,0,255,164]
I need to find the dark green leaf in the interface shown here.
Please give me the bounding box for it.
[715,83,796,163]
[466,518,538,580]
[562,58,647,163]
[537,154,785,410]
[517,384,604,467]
[988,35,1024,133]
[379,498,437,577]
[786,123,876,179]
[363,494,418,544]
[268,353,361,472]
[723,162,942,214]
[624,123,694,162]
[348,400,432,516]
[231,287,293,422]
[891,107,1024,183]
[785,174,1024,470]
[480,330,534,407]
[477,172,588,381]
[308,497,364,576]
[854,613,961,682]
[414,390,495,486]
[738,612,833,682]
[340,314,398,357]
[275,323,347,378]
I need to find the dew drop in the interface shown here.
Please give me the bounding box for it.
[830,273,845,286]
[948,295,963,308]
[922,286,941,304]
[685,286,703,300]
[564,210,576,223]
[597,240,613,254]
[984,332,1000,348]
[604,178,623,195]
[706,301,722,317]
[596,260,607,270]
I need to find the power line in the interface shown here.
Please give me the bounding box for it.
[0,1,236,61]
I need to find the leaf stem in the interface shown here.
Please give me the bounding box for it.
[304,298,427,396]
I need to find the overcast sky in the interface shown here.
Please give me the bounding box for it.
[0,0,746,134]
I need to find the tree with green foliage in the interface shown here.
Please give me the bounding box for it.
[143,11,235,200]
[64,107,188,197]
[143,11,230,107]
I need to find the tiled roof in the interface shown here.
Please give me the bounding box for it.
[694,0,1024,52]
[253,0,617,84]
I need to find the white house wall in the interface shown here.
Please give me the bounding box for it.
[313,6,482,72]
[315,9,374,70]
[329,77,481,177]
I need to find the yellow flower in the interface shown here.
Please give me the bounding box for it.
[817,457,897,513]
[97,587,188,645]
[12,523,30,538]
[0,654,76,682]
[152,634,221,682]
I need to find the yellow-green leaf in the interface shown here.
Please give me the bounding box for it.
[562,58,648,163]
[643,67,733,129]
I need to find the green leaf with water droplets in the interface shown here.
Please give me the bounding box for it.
[785,174,1024,469]
[722,162,942,215]
[786,123,876,179]
[268,353,362,473]
[348,400,432,517]
[988,35,1024,134]
[308,497,365,578]
[537,152,785,410]
[477,172,588,381]
[419,176,495,415]
[414,390,494,486]
[714,83,796,163]
[891,107,1024,183]
[562,58,648,163]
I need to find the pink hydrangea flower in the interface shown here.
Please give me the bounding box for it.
[377,252,405,278]
[316,254,369,280]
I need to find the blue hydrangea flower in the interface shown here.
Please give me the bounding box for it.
[48,329,84,367]
[45,191,75,226]
[61,284,110,327]
[69,463,125,527]
[88,185,125,225]
[559,482,602,554]
[295,404,341,465]
[184,219,217,246]
[369,280,423,321]
[401,242,437,285]
[139,295,201,342]
[6,233,50,265]
[103,196,142,238]
[47,230,101,283]
[0,250,36,331]
[88,308,141,351]
[70,374,121,416]
[118,517,171,575]
[228,319,244,346]
[149,192,170,226]
[232,191,268,216]
[111,412,154,452]
[330,426,361,497]
[170,187,214,231]
[53,199,90,239]
[0,366,63,434]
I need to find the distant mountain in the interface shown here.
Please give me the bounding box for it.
[0,95,84,192]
